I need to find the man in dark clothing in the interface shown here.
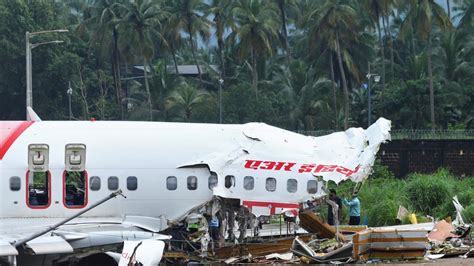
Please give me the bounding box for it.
[327,188,342,225]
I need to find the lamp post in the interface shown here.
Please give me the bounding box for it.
[67,82,73,120]
[26,29,68,120]
[218,78,224,124]
[366,73,380,127]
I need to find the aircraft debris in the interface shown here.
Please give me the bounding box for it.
[298,210,345,240]
[352,228,430,261]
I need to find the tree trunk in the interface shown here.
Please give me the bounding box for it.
[427,33,435,130]
[143,57,153,121]
[336,33,350,130]
[278,0,291,66]
[187,20,203,88]
[172,52,179,74]
[376,16,386,91]
[124,61,129,118]
[446,0,451,20]
[411,26,417,58]
[251,46,258,99]
[217,27,226,89]
[112,29,123,120]
[329,52,338,130]
[383,14,395,80]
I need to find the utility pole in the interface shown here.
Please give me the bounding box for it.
[218,78,224,124]
[366,64,380,127]
[67,81,73,120]
[26,29,68,120]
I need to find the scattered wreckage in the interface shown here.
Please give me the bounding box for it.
[154,195,472,265]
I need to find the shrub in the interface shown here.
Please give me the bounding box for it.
[405,169,455,217]
[463,204,474,223]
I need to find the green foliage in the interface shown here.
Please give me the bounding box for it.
[463,204,474,223]
[332,168,473,227]
[369,159,395,179]
[405,169,455,216]
[0,0,472,131]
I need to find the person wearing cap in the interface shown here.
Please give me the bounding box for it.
[327,188,342,225]
[343,192,361,225]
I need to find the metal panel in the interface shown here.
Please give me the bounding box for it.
[26,236,73,255]
[0,240,18,256]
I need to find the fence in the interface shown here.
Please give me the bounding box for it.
[300,129,474,140]
[298,130,474,177]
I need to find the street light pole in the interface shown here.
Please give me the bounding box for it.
[26,29,68,120]
[26,31,32,111]
[218,78,224,124]
[366,65,380,127]
[67,81,73,120]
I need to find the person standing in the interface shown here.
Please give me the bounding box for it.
[327,188,342,225]
[343,192,361,225]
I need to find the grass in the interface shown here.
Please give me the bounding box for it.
[330,163,474,227]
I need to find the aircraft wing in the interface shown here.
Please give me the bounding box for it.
[0,216,170,256]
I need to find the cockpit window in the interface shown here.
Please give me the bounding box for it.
[64,171,87,208]
[27,171,50,208]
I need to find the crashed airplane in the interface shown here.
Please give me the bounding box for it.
[0,109,391,264]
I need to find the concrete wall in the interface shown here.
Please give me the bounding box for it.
[379,140,474,177]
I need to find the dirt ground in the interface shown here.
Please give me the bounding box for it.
[362,257,474,265]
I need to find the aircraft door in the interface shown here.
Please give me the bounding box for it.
[64,144,88,208]
[27,144,51,208]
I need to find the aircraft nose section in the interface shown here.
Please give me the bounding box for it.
[0,121,34,160]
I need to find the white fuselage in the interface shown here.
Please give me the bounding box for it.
[1,121,329,226]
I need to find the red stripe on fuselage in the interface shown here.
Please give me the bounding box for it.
[0,121,34,160]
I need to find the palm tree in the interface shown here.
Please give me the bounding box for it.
[166,82,209,121]
[80,0,125,117]
[400,0,452,129]
[165,0,211,88]
[363,0,386,91]
[117,0,168,121]
[231,0,280,98]
[208,0,232,89]
[306,0,359,129]
[276,0,297,66]
[453,0,474,30]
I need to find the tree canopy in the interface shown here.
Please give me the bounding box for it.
[0,0,473,131]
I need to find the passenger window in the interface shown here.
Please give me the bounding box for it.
[307,180,318,194]
[167,176,177,190]
[208,173,218,190]
[10,176,21,191]
[287,179,297,193]
[266,177,276,192]
[127,176,138,191]
[27,171,50,208]
[90,176,101,191]
[244,176,254,190]
[225,175,235,188]
[64,171,87,208]
[108,176,119,190]
[187,176,197,190]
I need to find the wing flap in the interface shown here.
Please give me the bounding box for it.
[26,236,73,255]
[0,240,18,256]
